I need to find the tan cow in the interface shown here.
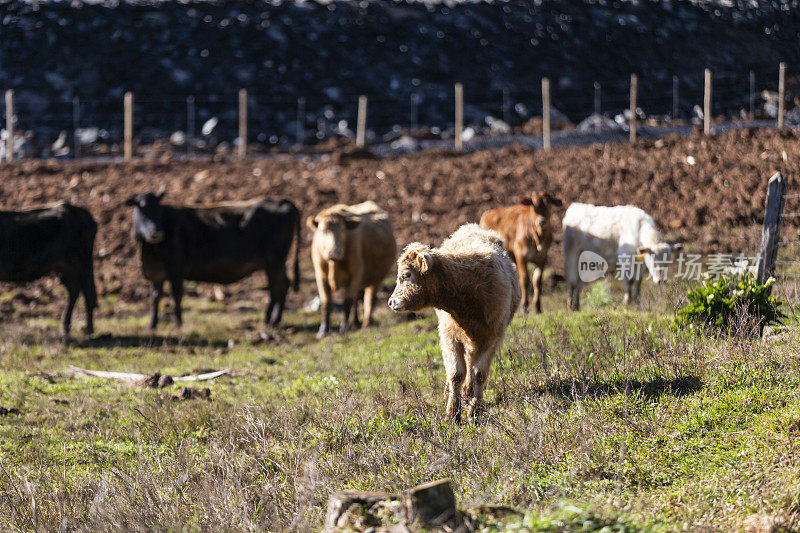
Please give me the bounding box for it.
[479,192,562,313]
[307,201,396,338]
[388,224,521,423]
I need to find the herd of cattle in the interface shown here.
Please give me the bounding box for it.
[0,190,680,421]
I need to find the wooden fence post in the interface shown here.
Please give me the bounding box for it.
[123,91,133,161]
[72,96,80,158]
[757,172,786,286]
[296,97,306,145]
[629,74,637,143]
[704,69,712,136]
[5,89,14,161]
[186,96,195,157]
[672,75,679,119]
[778,62,786,129]
[542,78,551,150]
[454,83,463,152]
[238,88,248,158]
[356,95,367,148]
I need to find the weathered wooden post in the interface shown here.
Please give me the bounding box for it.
[629,74,637,143]
[703,69,712,136]
[757,172,786,286]
[410,93,419,134]
[296,97,306,145]
[5,89,14,161]
[186,96,195,157]
[672,75,679,119]
[778,62,786,129]
[593,81,601,116]
[454,83,463,152]
[123,91,133,161]
[72,96,80,158]
[356,95,367,148]
[542,77,551,150]
[238,88,248,158]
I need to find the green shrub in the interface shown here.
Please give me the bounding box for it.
[673,275,785,335]
[584,280,614,309]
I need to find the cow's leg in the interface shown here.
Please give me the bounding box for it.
[568,281,582,311]
[79,266,98,335]
[149,280,164,330]
[361,285,376,329]
[622,276,635,306]
[340,270,363,334]
[565,251,581,311]
[60,276,80,342]
[340,296,354,334]
[465,341,498,424]
[315,268,332,339]
[266,265,290,326]
[531,265,544,314]
[441,335,466,423]
[515,253,530,313]
[630,277,642,305]
[170,277,184,327]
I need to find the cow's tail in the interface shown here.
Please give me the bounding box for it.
[292,206,301,292]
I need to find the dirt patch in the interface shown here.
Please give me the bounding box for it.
[0,128,796,306]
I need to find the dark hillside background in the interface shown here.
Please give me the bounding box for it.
[1,0,798,143]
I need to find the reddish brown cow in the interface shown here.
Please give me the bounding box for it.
[479,192,562,313]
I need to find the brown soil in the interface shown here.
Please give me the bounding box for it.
[0,128,796,306]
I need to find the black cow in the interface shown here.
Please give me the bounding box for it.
[125,192,301,329]
[0,202,97,340]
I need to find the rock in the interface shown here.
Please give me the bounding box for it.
[577,113,621,132]
[324,479,459,532]
[201,117,219,136]
[325,490,399,531]
[173,387,211,401]
[141,372,173,388]
[402,479,457,527]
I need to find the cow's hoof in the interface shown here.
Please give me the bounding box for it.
[316,325,329,339]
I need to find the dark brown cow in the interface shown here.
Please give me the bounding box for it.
[126,192,301,329]
[479,192,562,313]
[0,201,97,341]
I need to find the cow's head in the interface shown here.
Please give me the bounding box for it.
[125,191,166,244]
[306,212,360,261]
[637,242,683,283]
[521,192,562,251]
[388,242,437,312]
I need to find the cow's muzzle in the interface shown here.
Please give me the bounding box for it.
[146,231,165,244]
[388,298,405,311]
[327,249,344,261]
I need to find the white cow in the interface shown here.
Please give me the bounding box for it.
[562,203,682,310]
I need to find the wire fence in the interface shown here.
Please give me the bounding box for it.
[0,64,795,159]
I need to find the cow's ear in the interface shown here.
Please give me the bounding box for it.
[124,196,138,207]
[306,216,318,230]
[416,250,434,273]
[546,194,563,207]
[520,197,534,206]
[637,247,654,256]
[344,217,361,230]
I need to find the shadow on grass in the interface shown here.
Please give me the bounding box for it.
[77,333,231,349]
[537,375,702,402]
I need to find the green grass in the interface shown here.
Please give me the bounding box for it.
[0,282,799,530]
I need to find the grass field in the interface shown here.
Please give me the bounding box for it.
[1,279,799,531]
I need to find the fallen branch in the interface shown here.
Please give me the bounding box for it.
[69,366,230,383]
